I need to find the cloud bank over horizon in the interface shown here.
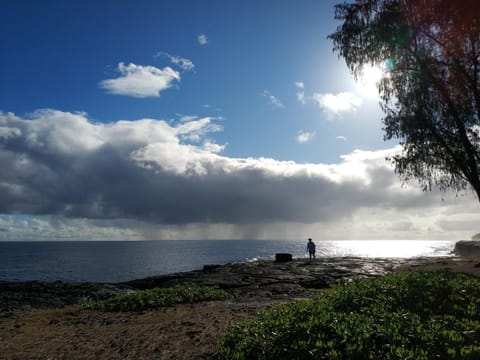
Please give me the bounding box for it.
[0,109,478,241]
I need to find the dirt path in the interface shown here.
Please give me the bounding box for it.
[0,299,286,359]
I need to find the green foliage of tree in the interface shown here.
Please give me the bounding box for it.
[329,0,480,201]
[218,271,480,359]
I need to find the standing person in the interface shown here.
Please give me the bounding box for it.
[306,238,316,260]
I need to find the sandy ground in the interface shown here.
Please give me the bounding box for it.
[0,298,284,360]
[1,256,479,360]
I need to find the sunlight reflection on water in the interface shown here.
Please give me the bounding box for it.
[317,240,454,258]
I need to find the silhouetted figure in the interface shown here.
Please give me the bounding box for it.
[306,238,316,260]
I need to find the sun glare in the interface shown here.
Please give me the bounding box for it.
[355,64,385,99]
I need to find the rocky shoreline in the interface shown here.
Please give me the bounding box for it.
[3,255,480,314]
[2,256,480,359]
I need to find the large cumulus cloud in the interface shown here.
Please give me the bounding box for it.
[0,109,478,240]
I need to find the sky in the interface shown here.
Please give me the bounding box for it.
[0,0,478,241]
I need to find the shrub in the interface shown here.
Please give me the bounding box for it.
[218,271,480,359]
[82,283,228,312]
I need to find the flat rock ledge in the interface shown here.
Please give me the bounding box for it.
[2,256,478,315]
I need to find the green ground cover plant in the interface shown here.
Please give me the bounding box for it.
[82,283,228,312]
[219,270,480,359]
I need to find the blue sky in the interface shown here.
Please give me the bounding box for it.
[0,0,478,241]
[0,0,388,163]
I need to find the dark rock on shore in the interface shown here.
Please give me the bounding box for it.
[275,253,293,262]
[0,281,131,314]
[454,240,480,256]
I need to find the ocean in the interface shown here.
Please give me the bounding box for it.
[0,240,455,283]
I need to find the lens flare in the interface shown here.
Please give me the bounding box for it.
[385,58,395,71]
[356,64,383,99]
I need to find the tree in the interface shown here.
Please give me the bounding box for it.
[329,0,480,202]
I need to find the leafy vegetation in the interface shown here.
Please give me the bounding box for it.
[82,283,228,312]
[218,271,480,359]
[329,0,480,201]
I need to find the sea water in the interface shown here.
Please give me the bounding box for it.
[0,240,455,283]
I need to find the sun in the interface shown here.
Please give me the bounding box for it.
[355,64,385,99]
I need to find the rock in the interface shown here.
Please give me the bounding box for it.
[0,281,131,312]
[3,256,471,313]
[275,253,293,262]
[203,264,222,271]
[299,278,331,289]
[454,241,480,256]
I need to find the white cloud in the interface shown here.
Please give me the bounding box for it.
[262,90,285,109]
[0,126,21,139]
[311,92,362,116]
[155,52,195,71]
[170,56,195,71]
[197,34,208,45]
[178,115,199,123]
[296,130,316,144]
[295,81,306,104]
[336,135,347,141]
[99,62,180,98]
[0,109,479,241]
[175,116,223,142]
[202,140,227,153]
[295,83,363,117]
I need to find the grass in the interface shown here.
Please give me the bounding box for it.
[81,283,229,312]
[218,270,480,360]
